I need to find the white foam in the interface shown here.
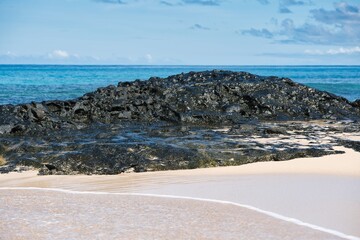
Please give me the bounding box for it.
[1,187,359,240]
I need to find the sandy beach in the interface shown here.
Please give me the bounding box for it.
[2,0,360,238]
[1,146,359,239]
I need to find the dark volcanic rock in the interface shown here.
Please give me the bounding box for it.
[352,99,360,109]
[337,139,360,152]
[1,70,359,175]
[1,70,359,134]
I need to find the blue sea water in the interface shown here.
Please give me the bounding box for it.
[0,65,359,105]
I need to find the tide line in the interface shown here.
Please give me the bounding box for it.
[0,186,359,240]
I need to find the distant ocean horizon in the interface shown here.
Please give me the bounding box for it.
[0,64,359,105]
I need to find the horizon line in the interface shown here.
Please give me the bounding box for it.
[1,64,360,67]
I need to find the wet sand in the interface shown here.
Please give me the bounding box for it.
[0,189,350,240]
[0,146,360,239]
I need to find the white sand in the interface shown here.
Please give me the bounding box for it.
[0,189,348,240]
[1,146,360,239]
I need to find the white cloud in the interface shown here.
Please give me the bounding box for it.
[0,51,182,64]
[5,51,17,57]
[48,50,70,59]
[326,46,360,55]
[242,2,360,45]
[305,46,360,55]
[145,53,153,62]
[304,49,323,55]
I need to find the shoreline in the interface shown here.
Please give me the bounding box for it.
[2,188,356,240]
[0,187,358,240]
[1,146,360,238]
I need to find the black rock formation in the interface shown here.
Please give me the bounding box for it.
[0,70,359,174]
[0,70,359,135]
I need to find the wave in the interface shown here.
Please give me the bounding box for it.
[0,186,359,240]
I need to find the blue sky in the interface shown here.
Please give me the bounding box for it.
[0,0,359,65]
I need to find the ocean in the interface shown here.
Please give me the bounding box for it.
[0,65,359,105]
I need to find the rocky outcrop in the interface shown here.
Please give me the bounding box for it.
[0,70,359,135]
[0,70,359,175]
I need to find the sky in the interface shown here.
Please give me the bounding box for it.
[0,0,359,65]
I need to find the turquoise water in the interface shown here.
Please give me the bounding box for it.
[0,65,359,105]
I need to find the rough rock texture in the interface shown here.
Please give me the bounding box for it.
[0,70,360,175]
[0,70,359,135]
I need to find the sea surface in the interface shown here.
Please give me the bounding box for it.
[0,65,359,105]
